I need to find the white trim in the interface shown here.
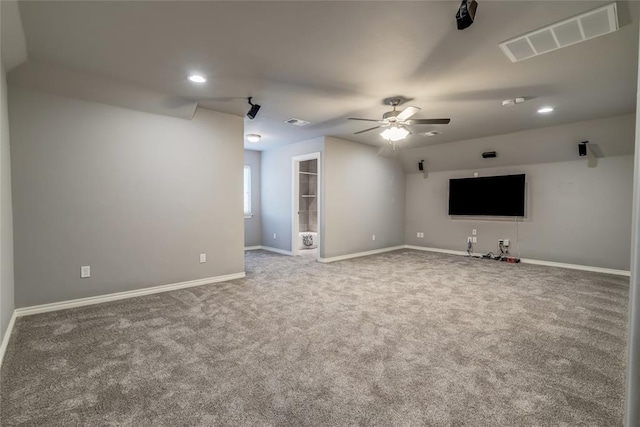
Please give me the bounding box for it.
[260,246,294,256]
[318,245,405,263]
[519,258,630,277]
[0,310,17,368]
[15,272,246,317]
[404,245,630,277]
[243,165,252,217]
[292,152,322,258]
[244,246,262,251]
[405,245,469,257]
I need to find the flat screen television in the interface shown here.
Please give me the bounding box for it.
[448,174,526,217]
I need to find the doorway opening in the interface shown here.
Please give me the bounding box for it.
[292,152,321,259]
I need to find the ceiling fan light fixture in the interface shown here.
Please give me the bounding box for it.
[381,126,410,142]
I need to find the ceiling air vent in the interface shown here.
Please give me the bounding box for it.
[284,118,311,127]
[423,130,441,137]
[499,2,618,62]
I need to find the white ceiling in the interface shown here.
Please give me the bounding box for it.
[12,1,639,151]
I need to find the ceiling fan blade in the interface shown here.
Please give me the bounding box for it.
[348,118,380,122]
[406,118,451,125]
[396,106,421,121]
[354,126,382,135]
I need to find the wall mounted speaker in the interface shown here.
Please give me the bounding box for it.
[247,97,261,120]
[456,0,478,30]
[578,141,588,156]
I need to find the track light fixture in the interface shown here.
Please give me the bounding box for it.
[247,97,261,120]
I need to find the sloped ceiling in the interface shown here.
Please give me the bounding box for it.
[9,1,640,152]
[1,1,28,72]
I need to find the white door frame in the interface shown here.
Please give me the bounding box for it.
[292,152,321,257]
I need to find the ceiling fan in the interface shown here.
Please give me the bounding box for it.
[348,98,451,145]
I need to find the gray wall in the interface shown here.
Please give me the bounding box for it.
[244,149,261,247]
[0,64,15,344]
[624,21,640,426]
[260,137,324,253]
[324,137,405,258]
[405,156,634,270]
[400,114,635,174]
[9,87,245,307]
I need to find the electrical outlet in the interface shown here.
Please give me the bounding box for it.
[504,239,510,247]
[416,232,424,238]
[472,236,477,243]
[472,229,477,235]
[467,237,472,243]
[199,253,206,263]
[81,266,90,278]
[372,234,376,241]
[419,232,424,238]
[417,232,420,238]
[273,233,276,240]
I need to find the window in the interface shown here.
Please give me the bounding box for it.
[244,165,252,217]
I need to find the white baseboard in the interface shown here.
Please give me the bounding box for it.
[260,246,293,256]
[244,246,262,251]
[15,272,246,317]
[318,245,405,263]
[519,258,630,277]
[0,310,17,368]
[404,245,630,277]
[405,245,469,257]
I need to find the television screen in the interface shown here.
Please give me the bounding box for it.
[448,174,526,216]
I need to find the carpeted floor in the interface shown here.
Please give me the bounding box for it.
[0,249,629,426]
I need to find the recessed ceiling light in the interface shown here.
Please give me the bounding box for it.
[188,74,206,83]
[246,134,261,143]
[537,106,554,114]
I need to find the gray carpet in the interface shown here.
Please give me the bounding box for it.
[0,249,629,426]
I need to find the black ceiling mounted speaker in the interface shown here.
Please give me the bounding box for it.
[579,141,588,156]
[482,151,497,159]
[247,97,261,120]
[456,0,478,30]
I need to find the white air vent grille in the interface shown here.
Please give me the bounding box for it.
[499,2,618,62]
[284,118,311,126]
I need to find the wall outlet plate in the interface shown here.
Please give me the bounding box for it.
[81,266,90,278]
[472,229,477,235]
[372,234,376,241]
[199,253,207,263]
[472,237,477,243]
